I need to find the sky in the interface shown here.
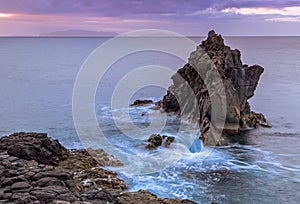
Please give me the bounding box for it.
[0,0,300,36]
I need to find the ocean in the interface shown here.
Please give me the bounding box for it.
[0,36,299,203]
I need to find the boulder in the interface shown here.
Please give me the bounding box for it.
[11,182,32,193]
[145,134,176,150]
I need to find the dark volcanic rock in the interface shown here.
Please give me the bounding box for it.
[11,181,32,193]
[147,134,163,147]
[0,132,196,204]
[161,30,269,145]
[0,132,68,165]
[163,135,176,147]
[145,134,176,150]
[130,99,154,106]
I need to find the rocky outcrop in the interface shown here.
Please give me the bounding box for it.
[161,30,269,145]
[145,134,176,150]
[0,132,196,204]
[0,132,68,165]
[130,99,154,106]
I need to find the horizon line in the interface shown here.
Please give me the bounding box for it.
[0,35,300,38]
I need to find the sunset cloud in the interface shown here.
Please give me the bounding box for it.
[0,0,299,36]
[0,12,14,18]
[266,16,300,22]
[222,6,300,16]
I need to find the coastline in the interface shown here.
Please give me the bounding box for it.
[0,132,197,204]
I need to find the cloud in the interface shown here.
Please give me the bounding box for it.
[265,16,300,22]
[1,0,300,35]
[0,0,298,16]
[0,12,14,18]
[222,6,300,23]
[222,6,300,16]
[0,0,188,16]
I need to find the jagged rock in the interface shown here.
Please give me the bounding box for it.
[163,135,176,147]
[147,134,163,147]
[240,111,271,129]
[145,134,176,150]
[130,99,154,106]
[0,132,68,165]
[161,30,268,145]
[0,132,197,203]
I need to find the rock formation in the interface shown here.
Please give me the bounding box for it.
[0,132,68,166]
[145,134,176,150]
[161,30,269,145]
[0,132,196,204]
[130,99,154,106]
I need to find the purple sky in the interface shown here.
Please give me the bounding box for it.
[0,0,300,36]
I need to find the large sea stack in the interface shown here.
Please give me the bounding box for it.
[161,30,268,145]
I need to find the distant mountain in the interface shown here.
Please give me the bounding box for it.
[40,29,118,37]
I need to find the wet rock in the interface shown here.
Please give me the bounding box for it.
[151,102,162,110]
[162,135,176,147]
[130,99,153,106]
[161,30,268,145]
[147,134,163,147]
[145,134,176,149]
[0,132,197,203]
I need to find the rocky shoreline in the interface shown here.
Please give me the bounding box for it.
[0,132,197,204]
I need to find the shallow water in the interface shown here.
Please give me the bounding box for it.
[106,105,300,203]
[0,37,300,203]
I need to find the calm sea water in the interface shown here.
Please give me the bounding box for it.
[0,37,300,203]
